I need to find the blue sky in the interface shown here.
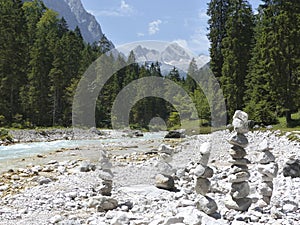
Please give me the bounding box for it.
[81,0,262,55]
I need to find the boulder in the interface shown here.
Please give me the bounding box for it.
[258,162,278,178]
[228,171,250,183]
[155,174,175,191]
[224,195,252,211]
[195,177,211,196]
[229,146,247,159]
[164,130,185,138]
[228,134,249,148]
[230,182,250,199]
[283,159,300,178]
[196,195,218,215]
[257,150,275,164]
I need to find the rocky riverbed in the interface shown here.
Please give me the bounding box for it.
[0,129,299,225]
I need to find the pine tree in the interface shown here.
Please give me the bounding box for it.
[0,0,27,125]
[221,0,254,119]
[185,58,198,93]
[27,9,59,126]
[245,0,300,125]
[207,0,229,79]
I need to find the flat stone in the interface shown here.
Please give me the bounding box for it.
[196,195,218,215]
[228,171,250,183]
[158,144,174,155]
[228,134,249,148]
[224,195,252,211]
[230,182,250,199]
[258,162,278,178]
[258,150,275,164]
[163,217,184,225]
[261,175,274,182]
[229,165,249,174]
[195,178,210,196]
[155,174,175,191]
[229,158,251,166]
[229,146,247,159]
[38,177,52,185]
[259,181,273,197]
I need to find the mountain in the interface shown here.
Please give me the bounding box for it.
[125,42,210,76]
[39,0,113,46]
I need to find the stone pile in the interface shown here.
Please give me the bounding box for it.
[155,144,176,191]
[98,150,113,196]
[225,110,252,211]
[192,142,217,215]
[257,140,278,206]
[283,157,300,178]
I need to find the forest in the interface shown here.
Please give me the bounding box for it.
[0,0,299,130]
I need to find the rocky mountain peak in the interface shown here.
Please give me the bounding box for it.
[41,0,112,46]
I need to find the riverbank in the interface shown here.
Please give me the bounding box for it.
[0,130,299,224]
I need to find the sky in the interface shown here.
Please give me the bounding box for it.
[81,0,262,55]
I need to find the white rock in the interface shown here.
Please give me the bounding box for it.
[111,212,130,225]
[196,195,218,215]
[233,110,248,123]
[158,144,174,155]
[258,162,278,178]
[258,150,275,164]
[162,217,184,225]
[230,182,250,199]
[49,215,62,224]
[155,174,175,191]
[200,142,211,155]
[176,206,202,225]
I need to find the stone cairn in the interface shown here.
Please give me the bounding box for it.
[98,150,114,196]
[225,110,252,211]
[257,139,278,207]
[155,144,176,191]
[193,142,218,215]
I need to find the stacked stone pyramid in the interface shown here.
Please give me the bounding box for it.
[225,110,252,211]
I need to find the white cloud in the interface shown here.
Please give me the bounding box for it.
[148,20,162,35]
[90,0,134,17]
[137,32,145,37]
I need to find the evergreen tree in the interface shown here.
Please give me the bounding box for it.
[207,0,229,79]
[221,0,254,119]
[185,58,198,93]
[27,9,59,126]
[167,67,181,83]
[245,0,300,125]
[0,0,27,124]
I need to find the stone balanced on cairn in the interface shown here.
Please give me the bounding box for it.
[225,110,252,211]
[193,142,218,215]
[257,139,278,207]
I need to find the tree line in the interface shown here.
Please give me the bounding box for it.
[1,0,299,129]
[207,0,300,126]
[0,0,210,129]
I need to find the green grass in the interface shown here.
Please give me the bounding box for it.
[272,112,300,131]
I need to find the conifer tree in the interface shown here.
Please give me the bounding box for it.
[221,0,254,119]
[0,0,27,124]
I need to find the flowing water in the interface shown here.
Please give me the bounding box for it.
[0,132,166,162]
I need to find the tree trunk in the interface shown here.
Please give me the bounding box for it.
[286,110,292,127]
